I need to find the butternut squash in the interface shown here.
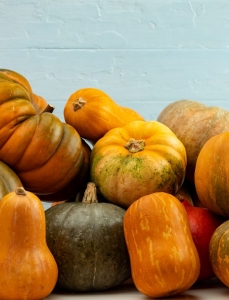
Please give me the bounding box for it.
[124,192,200,298]
[0,187,58,300]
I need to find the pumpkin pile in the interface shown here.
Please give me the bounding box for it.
[1,69,229,298]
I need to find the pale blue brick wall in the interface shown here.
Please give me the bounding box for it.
[1,0,229,123]
[1,0,229,209]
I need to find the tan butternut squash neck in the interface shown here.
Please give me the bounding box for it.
[15,187,26,196]
[73,97,86,111]
[82,182,98,204]
[125,138,145,153]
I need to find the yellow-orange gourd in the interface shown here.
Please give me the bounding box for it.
[124,192,200,298]
[0,187,58,300]
[64,87,145,143]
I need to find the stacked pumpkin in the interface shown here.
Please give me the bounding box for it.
[1,69,229,299]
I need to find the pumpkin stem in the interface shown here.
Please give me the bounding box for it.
[124,138,145,153]
[73,97,86,111]
[42,104,55,113]
[15,187,27,196]
[82,182,98,204]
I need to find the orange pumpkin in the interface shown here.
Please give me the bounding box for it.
[0,69,54,114]
[209,220,229,287]
[38,139,91,202]
[0,70,85,196]
[195,131,229,217]
[64,87,145,143]
[90,120,187,208]
[0,187,58,300]
[157,100,229,183]
[124,192,200,298]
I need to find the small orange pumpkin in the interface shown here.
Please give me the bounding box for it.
[90,120,187,208]
[64,87,145,143]
[124,192,200,298]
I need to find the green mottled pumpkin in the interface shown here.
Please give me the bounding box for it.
[45,182,131,292]
[90,120,187,208]
[209,220,229,286]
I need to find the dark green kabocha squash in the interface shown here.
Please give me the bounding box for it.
[45,182,131,292]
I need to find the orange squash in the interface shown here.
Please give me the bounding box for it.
[209,220,229,287]
[64,87,145,143]
[195,131,229,217]
[157,100,229,183]
[0,69,54,114]
[0,70,85,196]
[38,139,91,202]
[0,187,58,300]
[90,120,187,208]
[124,192,200,298]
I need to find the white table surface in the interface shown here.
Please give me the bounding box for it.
[44,277,229,300]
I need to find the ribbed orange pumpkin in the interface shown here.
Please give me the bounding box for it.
[0,70,85,196]
[38,139,91,202]
[64,87,145,143]
[90,120,187,208]
[0,69,54,114]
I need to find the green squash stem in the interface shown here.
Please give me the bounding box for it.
[124,138,145,153]
[82,182,98,204]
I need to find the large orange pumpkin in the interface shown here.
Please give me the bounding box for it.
[39,139,91,202]
[157,100,229,183]
[0,69,54,114]
[195,131,229,218]
[90,120,187,208]
[64,87,145,143]
[0,70,85,196]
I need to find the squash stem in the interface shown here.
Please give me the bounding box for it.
[42,104,55,113]
[73,97,86,111]
[82,182,98,204]
[125,138,145,153]
[15,187,27,196]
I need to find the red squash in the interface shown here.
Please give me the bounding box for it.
[181,199,226,281]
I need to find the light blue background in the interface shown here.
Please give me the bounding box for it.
[1,0,229,122]
[1,0,229,209]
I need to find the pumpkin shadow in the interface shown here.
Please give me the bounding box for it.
[51,281,140,297]
[50,278,226,299]
[51,283,199,299]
